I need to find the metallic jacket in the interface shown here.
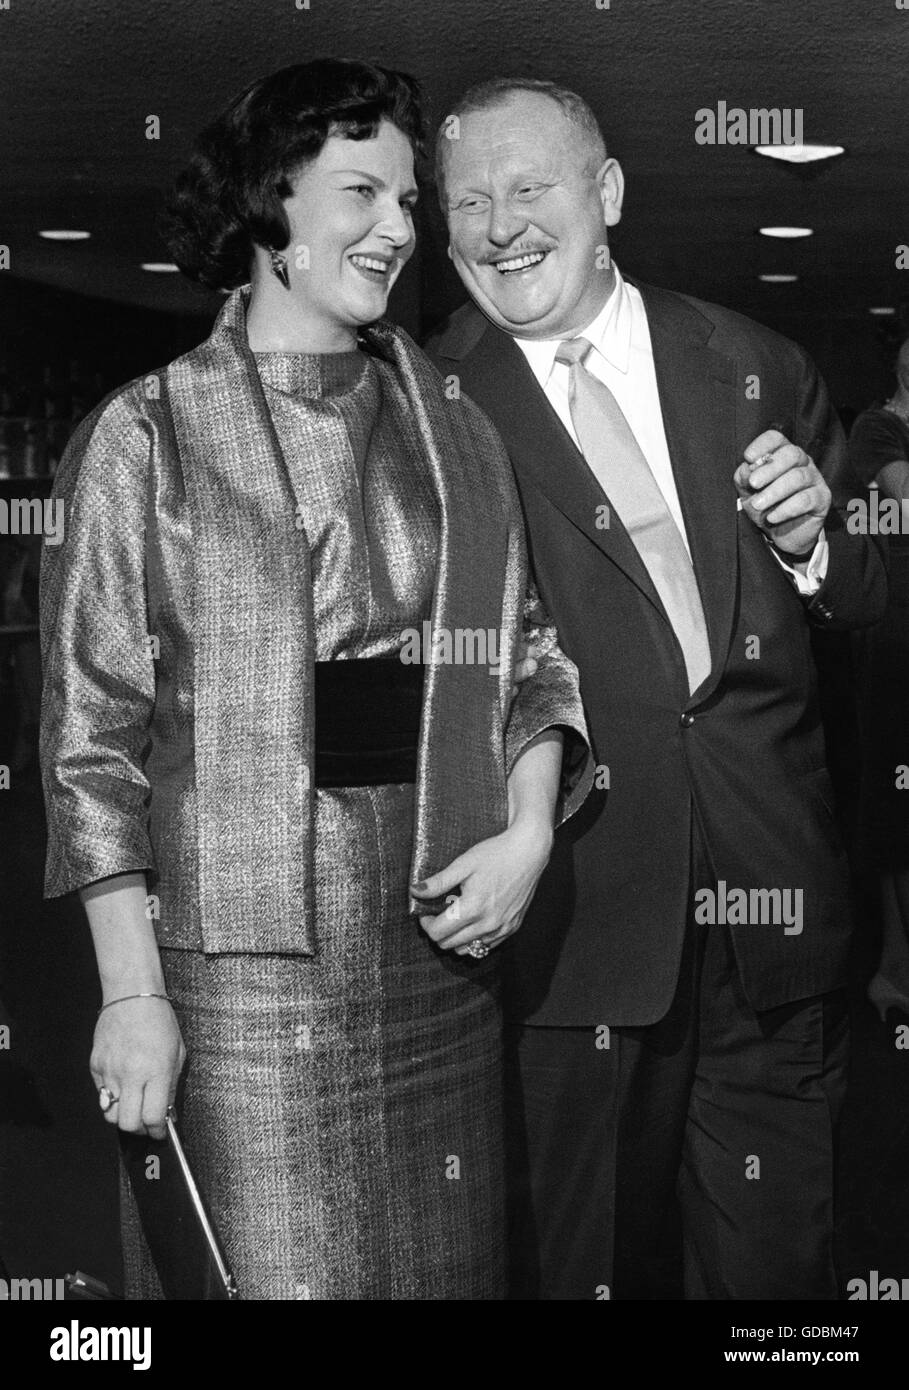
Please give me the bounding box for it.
[40,289,591,954]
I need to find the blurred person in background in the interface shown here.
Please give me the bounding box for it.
[849,335,909,1021]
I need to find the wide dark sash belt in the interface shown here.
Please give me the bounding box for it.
[313,657,425,788]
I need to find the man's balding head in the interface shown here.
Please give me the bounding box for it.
[435,78,607,205]
[438,81,623,339]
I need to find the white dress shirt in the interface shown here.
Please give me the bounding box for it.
[512,264,827,594]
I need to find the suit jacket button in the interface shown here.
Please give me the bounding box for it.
[680,712,695,728]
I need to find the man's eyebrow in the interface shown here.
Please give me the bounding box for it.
[333,169,419,198]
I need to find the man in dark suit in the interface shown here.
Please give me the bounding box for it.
[426,78,887,1300]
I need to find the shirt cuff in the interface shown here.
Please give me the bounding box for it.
[766,530,829,595]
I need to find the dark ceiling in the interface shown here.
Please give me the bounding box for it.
[1,0,907,390]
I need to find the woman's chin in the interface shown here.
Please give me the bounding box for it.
[348,294,390,327]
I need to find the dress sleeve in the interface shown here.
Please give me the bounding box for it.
[39,388,158,899]
[504,579,594,827]
[848,410,909,488]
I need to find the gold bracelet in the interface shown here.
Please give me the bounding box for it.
[98,991,172,1016]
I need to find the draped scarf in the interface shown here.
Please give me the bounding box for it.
[166,289,524,954]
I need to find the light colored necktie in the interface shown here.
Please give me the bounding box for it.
[555,336,711,694]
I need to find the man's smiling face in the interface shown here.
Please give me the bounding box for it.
[442,91,623,340]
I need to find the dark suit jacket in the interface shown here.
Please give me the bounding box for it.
[426,281,888,1026]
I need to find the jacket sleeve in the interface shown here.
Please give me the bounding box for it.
[790,346,888,632]
[39,387,158,898]
[504,578,594,827]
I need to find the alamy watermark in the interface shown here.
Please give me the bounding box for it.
[846,487,909,535]
[846,1270,909,1300]
[695,102,804,146]
[400,622,501,673]
[694,880,804,935]
[0,1275,65,1300]
[50,1321,152,1370]
[0,495,64,545]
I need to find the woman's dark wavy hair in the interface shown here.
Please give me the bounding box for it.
[162,58,426,290]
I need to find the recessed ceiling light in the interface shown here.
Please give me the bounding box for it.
[759,226,814,239]
[39,229,91,241]
[868,306,897,317]
[140,262,180,273]
[759,274,799,283]
[754,144,845,165]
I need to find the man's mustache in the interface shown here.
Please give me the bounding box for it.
[481,244,555,265]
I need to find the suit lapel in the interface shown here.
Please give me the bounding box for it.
[635,283,741,702]
[437,284,741,704]
[454,320,668,621]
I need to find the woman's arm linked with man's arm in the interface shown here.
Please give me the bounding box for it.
[414,583,593,956]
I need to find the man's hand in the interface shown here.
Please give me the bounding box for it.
[734,430,831,559]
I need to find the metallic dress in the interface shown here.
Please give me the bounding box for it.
[123,348,504,1300]
[41,290,592,1301]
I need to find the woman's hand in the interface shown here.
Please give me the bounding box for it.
[414,731,563,956]
[80,873,185,1139]
[413,814,553,955]
[512,638,540,697]
[90,997,186,1141]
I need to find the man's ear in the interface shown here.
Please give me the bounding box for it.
[447,243,453,262]
[597,158,624,228]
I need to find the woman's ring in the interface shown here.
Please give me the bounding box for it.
[98,1086,119,1112]
[465,940,491,959]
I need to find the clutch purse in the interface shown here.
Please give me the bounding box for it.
[118,1107,239,1300]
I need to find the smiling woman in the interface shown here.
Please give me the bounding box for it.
[161,59,424,297]
[242,120,419,353]
[39,57,591,1301]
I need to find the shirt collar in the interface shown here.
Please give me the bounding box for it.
[512,263,632,389]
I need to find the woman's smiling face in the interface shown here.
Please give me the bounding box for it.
[278,119,418,343]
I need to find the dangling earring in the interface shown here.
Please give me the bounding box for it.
[268,247,290,289]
